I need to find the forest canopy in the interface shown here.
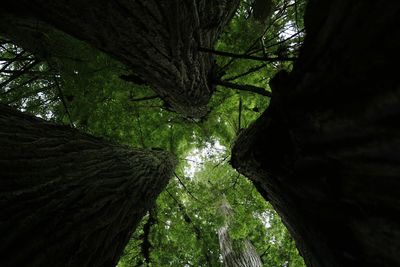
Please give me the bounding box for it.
[0,0,307,266]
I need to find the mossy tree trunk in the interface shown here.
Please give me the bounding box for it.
[0,104,176,267]
[0,0,240,118]
[232,1,400,267]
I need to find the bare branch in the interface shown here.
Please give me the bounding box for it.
[0,60,40,89]
[174,172,204,204]
[1,76,40,97]
[224,63,267,82]
[141,209,156,265]
[5,84,55,105]
[199,47,296,62]
[238,97,242,132]
[129,95,160,102]
[54,77,74,127]
[215,80,272,97]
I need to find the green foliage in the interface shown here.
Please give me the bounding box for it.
[1,0,307,266]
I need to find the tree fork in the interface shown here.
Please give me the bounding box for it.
[0,104,176,267]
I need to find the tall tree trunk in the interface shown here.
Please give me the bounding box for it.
[0,104,176,267]
[232,1,400,267]
[218,198,262,267]
[0,0,240,118]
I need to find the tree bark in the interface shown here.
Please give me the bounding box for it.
[0,104,176,267]
[218,198,262,267]
[232,1,400,267]
[0,0,240,118]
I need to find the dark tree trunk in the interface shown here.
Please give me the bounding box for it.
[232,1,400,267]
[0,104,176,267]
[0,0,240,118]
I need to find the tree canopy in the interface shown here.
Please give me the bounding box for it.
[0,0,308,266]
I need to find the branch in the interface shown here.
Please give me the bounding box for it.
[218,10,287,72]
[129,95,160,102]
[294,0,299,30]
[260,245,271,259]
[212,154,229,169]
[181,158,205,165]
[1,75,40,97]
[5,84,55,105]
[238,97,242,132]
[222,173,240,194]
[263,29,304,51]
[0,50,29,72]
[141,209,156,265]
[54,77,74,127]
[224,63,267,81]
[199,47,296,62]
[174,172,203,204]
[0,60,39,89]
[166,189,199,231]
[134,108,146,148]
[128,105,164,109]
[165,189,212,265]
[215,80,272,97]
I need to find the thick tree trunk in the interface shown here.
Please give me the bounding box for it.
[218,198,262,267]
[0,0,240,118]
[0,104,176,267]
[232,1,400,267]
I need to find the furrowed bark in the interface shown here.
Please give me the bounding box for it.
[0,0,240,118]
[0,104,176,267]
[232,1,400,267]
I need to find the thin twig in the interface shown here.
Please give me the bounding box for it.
[222,173,240,193]
[5,85,55,105]
[224,63,267,81]
[238,97,242,132]
[260,245,271,258]
[0,51,28,72]
[181,158,205,165]
[199,47,296,62]
[1,75,40,96]
[174,172,204,204]
[212,154,229,169]
[134,108,146,148]
[54,77,74,127]
[219,1,290,71]
[130,95,160,102]
[263,29,304,50]
[215,80,272,97]
[0,60,39,89]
